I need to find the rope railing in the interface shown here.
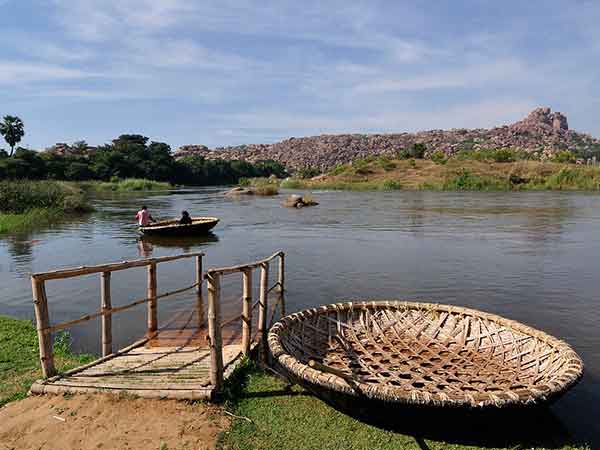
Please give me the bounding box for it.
[31,252,205,378]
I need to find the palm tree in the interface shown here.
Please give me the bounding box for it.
[0,115,25,156]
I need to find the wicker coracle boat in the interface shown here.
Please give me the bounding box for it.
[139,217,219,236]
[268,301,583,409]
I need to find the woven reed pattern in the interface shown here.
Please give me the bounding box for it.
[268,301,583,408]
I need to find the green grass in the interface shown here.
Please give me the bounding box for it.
[219,365,589,450]
[0,315,94,407]
[440,169,510,191]
[0,180,93,233]
[84,178,172,192]
[0,180,91,214]
[533,167,600,190]
[218,366,588,450]
[0,208,65,234]
[280,178,304,189]
[238,177,280,195]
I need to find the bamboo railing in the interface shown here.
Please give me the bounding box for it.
[30,252,205,378]
[205,251,285,390]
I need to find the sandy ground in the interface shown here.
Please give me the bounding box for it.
[0,394,229,450]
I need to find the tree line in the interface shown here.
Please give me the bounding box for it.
[0,116,286,185]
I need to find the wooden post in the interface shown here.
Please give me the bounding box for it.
[31,277,56,378]
[207,272,224,390]
[195,255,204,329]
[100,272,112,356]
[147,263,157,338]
[241,268,253,356]
[258,262,269,363]
[278,253,286,317]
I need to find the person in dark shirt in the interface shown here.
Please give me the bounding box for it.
[179,210,193,225]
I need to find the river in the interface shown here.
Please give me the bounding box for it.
[1,188,599,446]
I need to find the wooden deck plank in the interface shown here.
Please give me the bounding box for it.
[30,343,243,400]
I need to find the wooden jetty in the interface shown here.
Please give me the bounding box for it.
[29,251,285,400]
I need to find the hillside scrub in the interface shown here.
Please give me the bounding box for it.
[282,158,600,191]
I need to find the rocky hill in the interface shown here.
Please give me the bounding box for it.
[175,107,600,171]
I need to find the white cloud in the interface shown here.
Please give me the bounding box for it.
[352,60,530,94]
[0,61,93,83]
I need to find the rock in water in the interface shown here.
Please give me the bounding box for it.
[283,194,318,208]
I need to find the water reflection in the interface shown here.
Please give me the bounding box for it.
[137,233,219,257]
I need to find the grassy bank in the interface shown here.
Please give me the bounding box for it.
[0,208,65,234]
[283,159,600,191]
[218,365,589,450]
[238,177,280,195]
[0,180,92,233]
[81,178,172,192]
[0,315,94,407]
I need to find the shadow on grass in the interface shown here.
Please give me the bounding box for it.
[318,392,581,449]
[219,361,587,449]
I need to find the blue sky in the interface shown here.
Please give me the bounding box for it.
[2,0,599,150]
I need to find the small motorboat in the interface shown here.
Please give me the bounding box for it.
[139,217,219,236]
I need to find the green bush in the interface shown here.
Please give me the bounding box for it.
[379,179,402,190]
[552,150,576,164]
[296,167,320,179]
[408,143,426,159]
[351,158,372,175]
[280,178,304,189]
[491,148,518,162]
[396,149,410,159]
[0,180,89,214]
[328,164,349,176]
[431,150,447,165]
[376,156,396,171]
[443,169,508,191]
[409,159,417,168]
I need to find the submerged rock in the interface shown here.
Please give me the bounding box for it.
[224,187,253,196]
[283,194,318,208]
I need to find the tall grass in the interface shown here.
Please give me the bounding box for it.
[280,178,305,189]
[0,180,90,214]
[86,178,171,192]
[238,177,280,195]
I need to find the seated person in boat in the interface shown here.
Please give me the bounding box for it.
[135,205,155,226]
[179,210,193,225]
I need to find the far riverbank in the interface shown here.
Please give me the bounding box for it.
[277,158,600,191]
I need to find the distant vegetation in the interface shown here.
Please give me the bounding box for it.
[281,155,600,192]
[83,178,171,192]
[0,119,287,186]
[0,180,92,233]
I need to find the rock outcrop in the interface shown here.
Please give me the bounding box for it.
[176,107,599,171]
[44,143,97,157]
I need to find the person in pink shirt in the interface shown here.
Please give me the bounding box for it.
[135,205,155,226]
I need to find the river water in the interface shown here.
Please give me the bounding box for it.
[1,188,599,446]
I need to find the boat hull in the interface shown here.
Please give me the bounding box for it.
[139,217,219,236]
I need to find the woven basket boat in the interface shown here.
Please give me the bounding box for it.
[268,301,583,409]
[139,217,219,236]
